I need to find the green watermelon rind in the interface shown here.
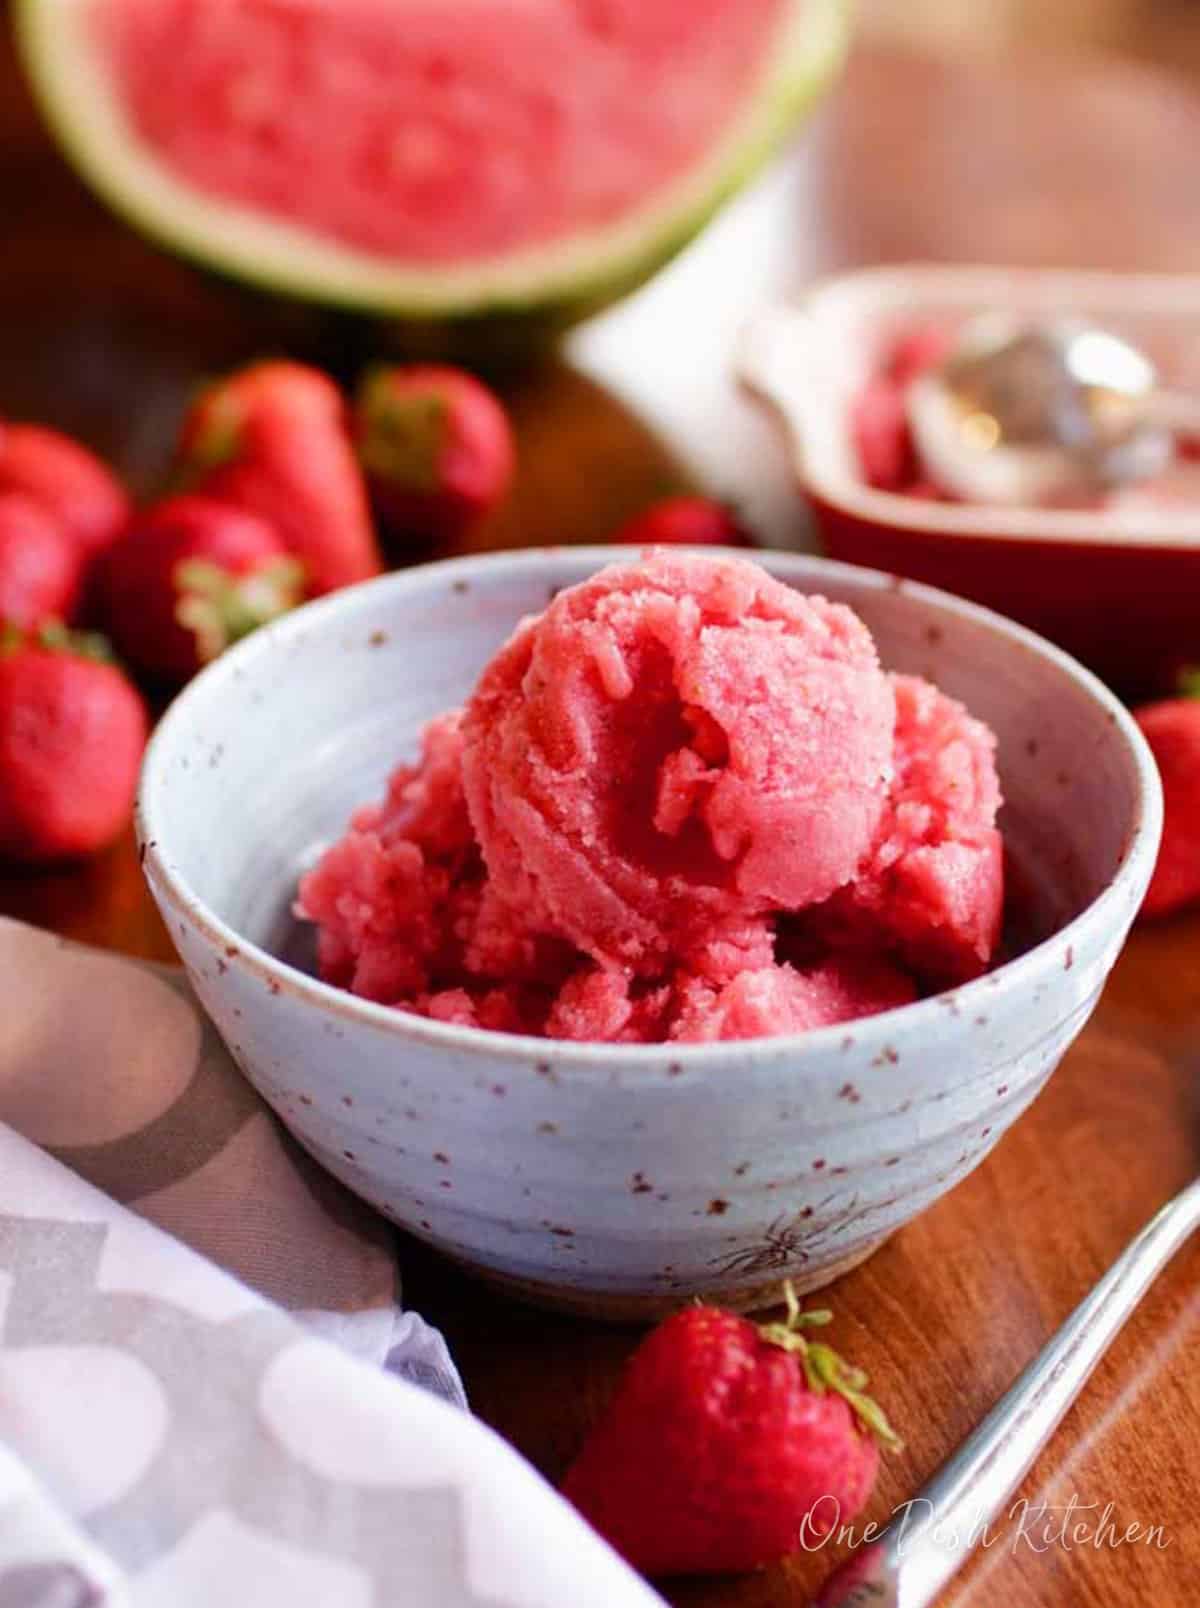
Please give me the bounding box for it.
[16,0,848,324]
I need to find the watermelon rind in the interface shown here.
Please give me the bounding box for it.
[16,0,848,326]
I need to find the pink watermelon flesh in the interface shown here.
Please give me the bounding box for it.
[95,0,789,265]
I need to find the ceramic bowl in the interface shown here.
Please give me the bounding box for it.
[740,264,1200,697]
[137,548,1161,1320]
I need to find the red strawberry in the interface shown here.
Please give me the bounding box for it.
[99,496,304,683]
[177,361,382,595]
[0,423,131,559]
[0,493,83,629]
[850,376,915,491]
[562,1289,898,1577]
[1136,688,1200,918]
[356,364,515,545]
[884,323,954,390]
[611,496,754,549]
[0,626,148,863]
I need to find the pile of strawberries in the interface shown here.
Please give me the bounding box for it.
[0,360,518,863]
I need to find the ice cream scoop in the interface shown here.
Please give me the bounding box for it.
[906,315,1200,506]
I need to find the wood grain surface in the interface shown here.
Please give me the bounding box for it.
[2,22,1199,1607]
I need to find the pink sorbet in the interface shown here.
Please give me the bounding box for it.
[296,553,1005,1044]
[460,551,896,973]
[810,674,1004,984]
[295,712,574,1006]
[541,953,915,1045]
[665,954,917,1044]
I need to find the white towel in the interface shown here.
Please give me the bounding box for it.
[0,917,662,1608]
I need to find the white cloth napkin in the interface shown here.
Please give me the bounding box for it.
[0,918,663,1608]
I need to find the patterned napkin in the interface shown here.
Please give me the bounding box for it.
[0,917,662,1608]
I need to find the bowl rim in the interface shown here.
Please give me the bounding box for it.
[741,262,1200,551]
[137,544,1163,1072]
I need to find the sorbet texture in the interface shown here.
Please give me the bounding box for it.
[296,553,1004,1043]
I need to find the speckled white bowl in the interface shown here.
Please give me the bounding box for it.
[137,548,1162,1319]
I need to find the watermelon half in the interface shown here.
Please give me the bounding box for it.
[16,0,847,326]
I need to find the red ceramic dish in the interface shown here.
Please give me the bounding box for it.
[741,265,1200,695]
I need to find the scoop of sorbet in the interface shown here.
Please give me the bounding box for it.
[461,552,896,972]
[810,674,1004,984]
[295,711,573,1005]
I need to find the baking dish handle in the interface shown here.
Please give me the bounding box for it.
[737,305,822,446]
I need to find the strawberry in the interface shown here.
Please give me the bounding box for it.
[610,496,754,548]
[0,625,148,863]
[884,323,954,390]
[177,361,382,595]
[562,1287,898,1577]
[850,376,915,491]
[1136,685,1200,919]
[99,495,303,683]
[0,423,131,559]
[0,493,83,630]
[849,326,953,495]
[355,364,515,545]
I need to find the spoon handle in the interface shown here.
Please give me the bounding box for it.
[815,1177,1200,1608]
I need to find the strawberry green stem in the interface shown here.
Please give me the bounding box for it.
[175,556,305,664]
[358,370,447,492]
[35,620,116,663]
[184,386,246,471]
[758,1281,903,1452]
[0,620,116,664]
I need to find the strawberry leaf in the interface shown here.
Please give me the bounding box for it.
[358,369,448,493]
[806,1342,904,1451]
[757,1282,903,1452]
[183,383,246,471]
[34,620,117,664]
[174,556,305,664]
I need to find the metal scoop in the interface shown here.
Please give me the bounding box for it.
[907,316,1200,506]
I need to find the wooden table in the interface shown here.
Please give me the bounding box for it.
[4,27,1200,1607]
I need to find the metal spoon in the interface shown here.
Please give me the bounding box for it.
[907,316,1200,506]
[814,1175,1200,1607]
